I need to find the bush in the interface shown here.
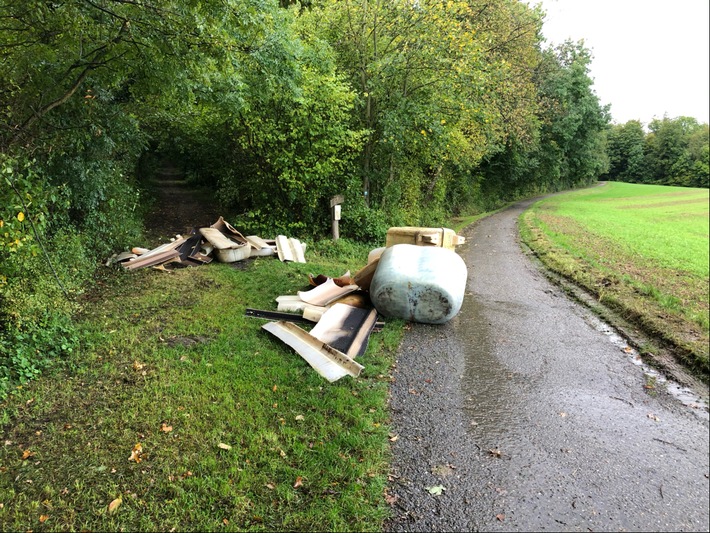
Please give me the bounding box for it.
[339,203,390,246]
[0,310,79,400]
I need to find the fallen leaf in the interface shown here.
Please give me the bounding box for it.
[295,415,304,421]
[160,423,173,433]
[272,385,278,392]
[647,413,660,422]
[39,514,49,523]
[388,433,399,442]
[293,476,303,488]
[496,513,505,521]
[488,448,503,458]
[128,443,143,463]
[132,361,145,371]
[426,485,446,496]
[22,450,34,460]
[431,464,455,476]
[108,497,122,514]
[266,483,275,490]
[384,492,398,505]
[218,443,232,450]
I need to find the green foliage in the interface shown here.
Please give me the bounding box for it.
[339,202,390,246]
[603,120,647,183]
[645,117,709,187]
[0,311,79,400]
[311,0,543,222]
[0,156,98,397]
[0,0,637,396]
[603,117,709,188]
[476,40,611,202]
[534,42,611,188]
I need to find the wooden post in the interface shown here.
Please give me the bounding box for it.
[330,194,344,241]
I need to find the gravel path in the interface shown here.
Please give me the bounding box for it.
[385,199,709,532]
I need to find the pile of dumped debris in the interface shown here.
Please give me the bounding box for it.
[108,219,467,382]
[106,216,305,270]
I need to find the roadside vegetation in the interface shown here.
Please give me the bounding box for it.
[1,1,708,527]
[520,182,710,379]
[2,0,614,400]
[0,239,403,531]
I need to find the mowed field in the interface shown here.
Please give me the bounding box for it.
[520,181,709,377]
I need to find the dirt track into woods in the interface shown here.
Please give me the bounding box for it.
[385,198,709,532]
[143,166,223,246]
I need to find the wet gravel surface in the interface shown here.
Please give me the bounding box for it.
[385,199,710,532]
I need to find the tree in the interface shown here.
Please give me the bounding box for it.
[645,116,709,187]
[533,40,610,189]
[603,120,647,183]
[305,0,543,223]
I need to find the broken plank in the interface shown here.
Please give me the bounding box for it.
[275,295,327,316]
[199,227,243,250]
[261,321,363,382]
[210,216,247,243]
[245,308,313,325]
[297,278,358,306]
[245,235,270,250]
[309,303,379,358]
[122,247,180,270]
[276,235,306,263]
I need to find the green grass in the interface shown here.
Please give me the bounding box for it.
[0,239,404,532]
[520,181,709,377]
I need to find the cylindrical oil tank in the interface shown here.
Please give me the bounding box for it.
[369,244,467,324]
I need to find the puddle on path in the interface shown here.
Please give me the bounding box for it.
[458,290,708,431]
[456,295,529,447]
[587,315,709,420]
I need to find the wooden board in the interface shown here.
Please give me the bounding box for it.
[199,227,242,250]
[309,303,378,358]
[297,278,358,306]
[261,321,363,382]
[276,235,306,263]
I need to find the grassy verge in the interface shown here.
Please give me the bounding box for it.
[0,239,403,531]
[520,182,709,380]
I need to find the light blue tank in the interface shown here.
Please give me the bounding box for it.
[369,244,468,324]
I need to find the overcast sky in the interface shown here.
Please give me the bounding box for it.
[532,0,710,126]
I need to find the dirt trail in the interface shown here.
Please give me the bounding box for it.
[385,199,709,532]
[142,166,223,245]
